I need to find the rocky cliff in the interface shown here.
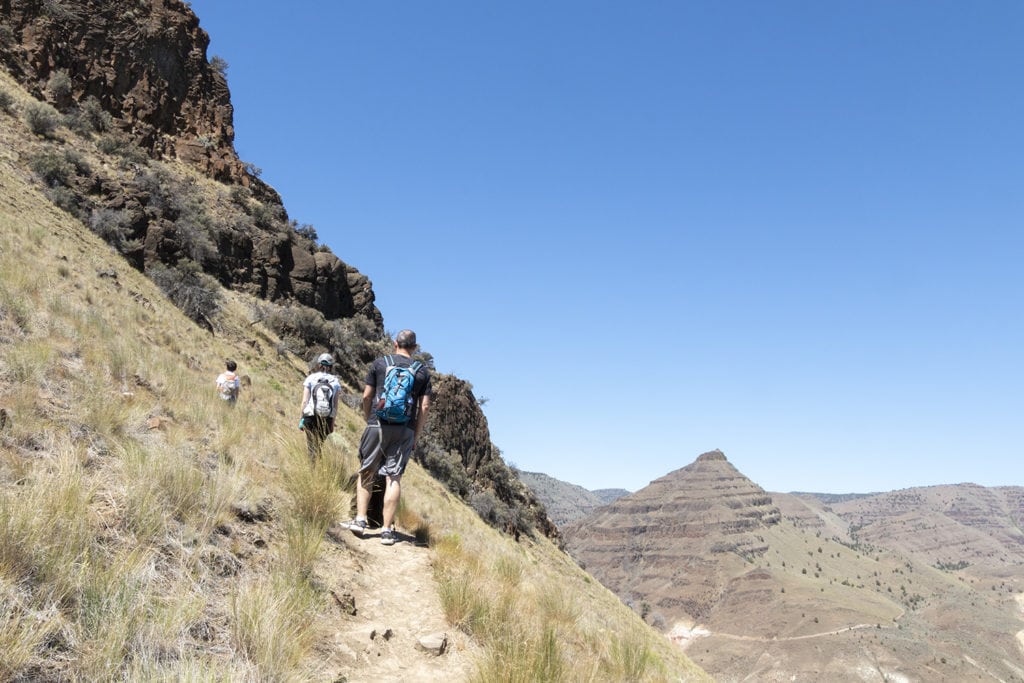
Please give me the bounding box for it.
[421,374,558,539]
[0,0,383,346]
[1,0,246,184]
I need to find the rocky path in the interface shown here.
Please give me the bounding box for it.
[321,525,477,682]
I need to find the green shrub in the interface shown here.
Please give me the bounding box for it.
[148,261,222,327]
[45,70,73,108]
[23,100,61,137]
[44,185,81,217]
[66,96,112,136]
[250,200,283,229]
[97,130,149,166]
[29,149,75,187]
[88,208,137,252]
[0,89,14,114]
[228,184,251,206]
[210,55,229,79]
[170,189,218,264]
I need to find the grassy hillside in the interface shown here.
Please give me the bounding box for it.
[0,70,708,681]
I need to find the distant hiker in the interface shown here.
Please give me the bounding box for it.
[299,352,342,461]
[344,329,432,546]
[215,359,240,404]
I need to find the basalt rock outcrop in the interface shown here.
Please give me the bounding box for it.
[563,450,780,621]
[0,0,383,333]
[0,0,249,185]
[421,374,558,540]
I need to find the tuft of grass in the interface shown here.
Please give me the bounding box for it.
[282,517,324,579]
[74,557,149,681]
[494,553,523,587]
[602,631,662,682]
[0,276,34,331]
[122,441,243,544]
[231,572,319,679]
[395,498,432,546]
[434,535,488,635]
[0,453,95,605]
[281,438,347,530]
[0,592,54,680]
[1,338,54,384]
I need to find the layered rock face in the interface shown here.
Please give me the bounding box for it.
[563,450,780,621]
[1,0,247,184]
[832,483,1024,568]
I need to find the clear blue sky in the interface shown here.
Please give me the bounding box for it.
[190,1,1022,494]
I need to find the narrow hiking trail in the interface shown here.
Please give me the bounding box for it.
[319,524,478,683]
[670,620,902,650]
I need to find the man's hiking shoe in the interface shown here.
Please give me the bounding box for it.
[344,519,367,535]
[380,528,396,546]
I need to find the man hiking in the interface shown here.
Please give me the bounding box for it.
[344,329,432,546]
[216,359,240,404]
[299,352,342,461]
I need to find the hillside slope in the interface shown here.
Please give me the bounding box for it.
[564,451,1024,682]
[0,56,707,683]
[516,470,616,528]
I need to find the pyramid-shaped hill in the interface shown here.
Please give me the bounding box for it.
[563,450,781,621]
[565,449,780,547]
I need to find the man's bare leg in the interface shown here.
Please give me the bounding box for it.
[382,476,402,531]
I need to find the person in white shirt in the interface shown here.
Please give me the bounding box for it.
[299,352,342,461]
[215,359,240,405]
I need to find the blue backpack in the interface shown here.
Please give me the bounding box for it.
[374,356,423,424]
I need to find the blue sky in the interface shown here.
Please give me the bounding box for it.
[190,1,1022,494]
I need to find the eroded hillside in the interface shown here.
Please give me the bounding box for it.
[564,451,1024,682]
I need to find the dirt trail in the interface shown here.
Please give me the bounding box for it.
[1015,594,1024,657]
[320,525,477,682]
[670,621,896,651]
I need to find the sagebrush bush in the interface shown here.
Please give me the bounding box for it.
[44,185,82,218]
[23,100,61,137]
[148,262,222,327]
[45,70,73,108]
[0,89,14,114]
[210,55,229,79]
[418,447,473,497]
[171,194,218,264]
[29,149,75,187]
[96,130,149,166]
[66,96,112,136]
[88,208,139,253]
